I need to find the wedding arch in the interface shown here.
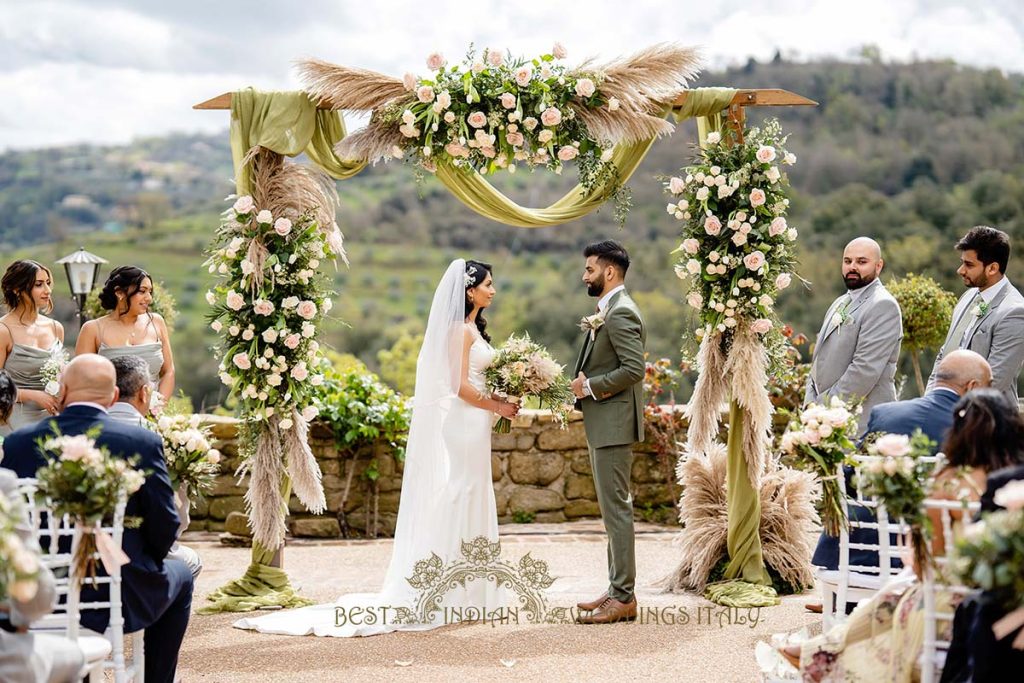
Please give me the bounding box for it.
[192,43,816,613]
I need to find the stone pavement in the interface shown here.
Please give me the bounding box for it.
[176,522,820,682]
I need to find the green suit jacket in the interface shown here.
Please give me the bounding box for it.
[573,289,647,449]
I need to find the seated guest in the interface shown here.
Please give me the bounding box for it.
[810,351,993,579]
[0,469,85,683]
[0,372,84,682]
[109,355,202,580]
[0,355,192,683]
[786,389,1024,682]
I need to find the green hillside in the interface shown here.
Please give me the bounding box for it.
[3,55,1023,406]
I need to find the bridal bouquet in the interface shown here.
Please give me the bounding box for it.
[856,431,937,576]
[952,481,1024,649]
[34,431,145,586]
[152,414,222,499]
[780,397,860,536]
[484,334,575,433]
[39,347,69,397]
[0,488,41,603]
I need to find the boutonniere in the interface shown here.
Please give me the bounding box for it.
[971,301,991,318]
[578,312,606,340]
[829,301,851,330]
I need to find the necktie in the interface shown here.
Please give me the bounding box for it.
[942,291,981,355]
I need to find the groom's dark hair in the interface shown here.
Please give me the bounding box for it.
[956,225,1010,274]
[583,240,630,277]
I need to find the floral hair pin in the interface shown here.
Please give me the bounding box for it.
[464,265,478,287]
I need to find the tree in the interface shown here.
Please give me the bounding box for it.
[376,332,421,395]
[887,274,957,394]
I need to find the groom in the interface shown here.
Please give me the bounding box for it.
[571,240,646,624]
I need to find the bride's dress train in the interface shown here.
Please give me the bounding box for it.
[234,260,507,637]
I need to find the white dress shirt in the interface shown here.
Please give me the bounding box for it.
[582,285,627,397]
[961,276,1009,342]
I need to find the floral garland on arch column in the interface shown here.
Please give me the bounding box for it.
[199,149,345,612]
[663,119,807,607]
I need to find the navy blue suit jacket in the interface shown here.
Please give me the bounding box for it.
[0,404,180,632]
[812,388,959,570]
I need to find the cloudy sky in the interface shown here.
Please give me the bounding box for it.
[1,0,1022,151]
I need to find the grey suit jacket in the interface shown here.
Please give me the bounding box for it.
[926,279,1024,406]
[805,278,903,433]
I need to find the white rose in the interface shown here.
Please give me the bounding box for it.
[686,259,701,275]
[205,291,216,305]
[256,209,273,224]
[873,433,912,458]
[705,132,721,144]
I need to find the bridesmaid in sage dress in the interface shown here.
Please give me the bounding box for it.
[0,260,65,435]
[76,266,175,401]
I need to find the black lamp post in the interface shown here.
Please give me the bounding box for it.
[55,247,107,321]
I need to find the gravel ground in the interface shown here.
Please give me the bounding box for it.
[176,524,819,682]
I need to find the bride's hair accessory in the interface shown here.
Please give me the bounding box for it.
[464,265,478,288]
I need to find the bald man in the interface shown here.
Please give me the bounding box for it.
[805,237,903,434]
[0,354,192,683]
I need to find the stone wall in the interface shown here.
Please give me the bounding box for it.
[193,410,687,540]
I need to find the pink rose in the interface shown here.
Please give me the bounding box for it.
[557,146,578,161]
[480,146,497,159]
[296,300,318,320]
[515,65,533,87]
[416,85,435,103]
[506,132,525,147]
[500,92,517,109]
[253,299,275,316]
[467,111,487,128]
[232,352,251,370]
[751,319,773,334]
[232,195,254,214]
[574,78,596,98]
[769,216,787,236]
[540,107,562,127]
[756,145,777,163]
[704,215,722,236]
[749,188,767,207]
[682,238,699,254]
[537,129,554,143]
[775,273,792,290]
[290,363,309,381]
[436,91,451,109]
[426,52,446,71]
[522,116,538,131]
[274,218,292,236]
[444,142,469,158]
[225,291,245,311]
[488,49,504,67]
[669,176,686,194]
[552,42,567,59]
[402,73,417,91]
[284,333,301,350]
[743,251,766,271]
[874,433,912,458]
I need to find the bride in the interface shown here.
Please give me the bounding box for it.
[235,259,519,637]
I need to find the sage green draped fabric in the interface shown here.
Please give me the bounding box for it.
[435,87,737,227]
[695,106,779,608]
[229,88,366,194]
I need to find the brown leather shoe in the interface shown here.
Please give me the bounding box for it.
[576,592,608,611]
[576,597,637,624]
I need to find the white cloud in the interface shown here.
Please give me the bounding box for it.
[0,0,1021,150]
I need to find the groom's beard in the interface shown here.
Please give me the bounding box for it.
[586,281,604,297]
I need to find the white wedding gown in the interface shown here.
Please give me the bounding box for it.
[235,295,507,637]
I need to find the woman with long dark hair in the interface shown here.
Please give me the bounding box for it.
[236,258,519,638]
[0,260,64,432]
[75,266,175,401]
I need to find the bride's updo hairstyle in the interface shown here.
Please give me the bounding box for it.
[464,259,492,343]
[99,265,151,316]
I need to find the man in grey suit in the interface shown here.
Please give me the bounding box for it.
[805,237,903,434]
[927,225,1024,407]
[570,240,646,625]
[109,355,203,580]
